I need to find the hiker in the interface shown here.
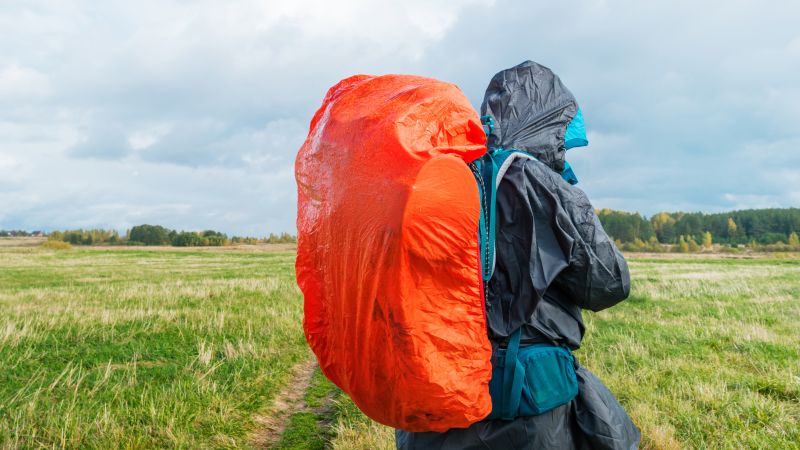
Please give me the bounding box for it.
[396,61,641,449]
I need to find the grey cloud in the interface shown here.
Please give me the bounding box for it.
[135,119,306,168]
[68,124,130,159]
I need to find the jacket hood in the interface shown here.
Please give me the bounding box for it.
[480,61,585,176]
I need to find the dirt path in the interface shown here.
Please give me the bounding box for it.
[250,358,318,449]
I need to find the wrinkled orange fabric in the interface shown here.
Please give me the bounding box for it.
[295,74,493,432]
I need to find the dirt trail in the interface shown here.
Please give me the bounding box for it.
[251,357,318,449]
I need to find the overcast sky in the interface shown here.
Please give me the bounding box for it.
[2,0,799,236]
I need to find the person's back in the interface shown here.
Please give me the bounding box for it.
[396,61,641,450]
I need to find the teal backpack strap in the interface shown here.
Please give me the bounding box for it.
[501,328,525,420]
[472,152,499,282]
[483,156,498,281]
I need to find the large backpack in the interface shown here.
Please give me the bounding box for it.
[295,74,492,432]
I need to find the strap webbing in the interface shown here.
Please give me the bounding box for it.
[501,328,524,420]
[483,155,498,281]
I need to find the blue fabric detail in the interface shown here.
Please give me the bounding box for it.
[562,161,578,185]
[564,109,588,150]
[490,147,530,169]
[481,115,495,136]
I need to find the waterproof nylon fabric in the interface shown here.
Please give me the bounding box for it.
[295,74,493,432]
[489,158,631,341]
[397,62,640,449]
[481,61,580,174]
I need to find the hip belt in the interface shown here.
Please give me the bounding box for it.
[487,328,579,420]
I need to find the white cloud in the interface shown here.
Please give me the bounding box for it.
[0,154,20,171]
[0,64,51,100]
[128,124,172,151]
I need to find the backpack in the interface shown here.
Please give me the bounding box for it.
[295,74,492,432]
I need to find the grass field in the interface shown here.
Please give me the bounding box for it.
[1,239,798,449]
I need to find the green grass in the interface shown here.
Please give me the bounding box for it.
[1,241,798,449]
[580,255,800,449]
[273,369,338,450]
[0,244,306,449]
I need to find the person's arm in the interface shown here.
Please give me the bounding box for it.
[517,158,629,312]
[551,181,630,312]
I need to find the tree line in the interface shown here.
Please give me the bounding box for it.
[5,207,800,251]
[596,208,800,252]
[0,230,46,237]
[42,225,296,247]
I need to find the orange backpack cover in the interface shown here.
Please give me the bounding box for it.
[295,74,493,431]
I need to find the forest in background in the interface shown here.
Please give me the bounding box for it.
[0,224,295,248]
[2,208,799,251]
[596,207,800,252]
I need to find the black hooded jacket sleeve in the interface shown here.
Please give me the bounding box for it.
[547,166,631,312]
[485,155,630,340]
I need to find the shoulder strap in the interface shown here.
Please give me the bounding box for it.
[471,154,498,282]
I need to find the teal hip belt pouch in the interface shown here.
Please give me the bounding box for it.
[487,328,579,420]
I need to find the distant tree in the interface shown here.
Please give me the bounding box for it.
[758,232,787,245]
[789,232,800,248]
[172,231,203,247]
[687,235,700,252]
[128,224,171,246]
[727,217,738,239]
[48,231,64,241]
[651,212,677,243]
[675,213,703,238]
[278,232,296,243]
[201,230,228,246]
[597,209,654,243]
[622,238,648,252]
[46,229,120,245]
[646,236,664,252]
[264,232,296,244]
[702,231,713,249]
[231,236,259,245]
[677,236,689,253]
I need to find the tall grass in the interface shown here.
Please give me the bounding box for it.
[1,242,797,449]
[0,246,306,448]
